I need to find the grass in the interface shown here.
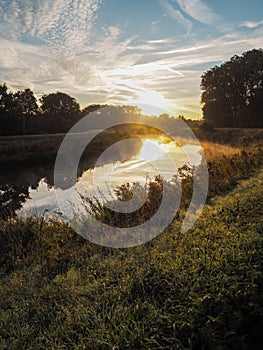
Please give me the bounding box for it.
[194,127,263,148]
[1,128,263,348]
[0,124,161,165]
[0,167,263,348]
[1,126,263,165]
[0,135,64,165]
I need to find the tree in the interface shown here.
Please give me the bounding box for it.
[0,84,39,116]
[0,83,16,115]
[82,104,108,115]
[201,49,263,127]
[13,88,39,115]
[40,92,80,116]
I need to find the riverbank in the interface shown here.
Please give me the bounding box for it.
[194,126,263,147]
[1,126,263,166]
[0,167,263,348]
[0,124,162,166]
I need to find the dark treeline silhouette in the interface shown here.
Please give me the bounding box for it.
[201,48,263,127]
[0,83,162,135]
[0,82,199,136]
[0,83,83,135]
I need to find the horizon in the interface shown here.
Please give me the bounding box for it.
[0,0,263,118]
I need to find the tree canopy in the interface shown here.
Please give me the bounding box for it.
[201,49,263,127]
[0,83,147,135]
[40,92,80,116]
[13,89,39,115]
[0,84,38,115]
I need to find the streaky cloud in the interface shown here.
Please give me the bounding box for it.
[239,20,263,29]
[160,0,193,33]
[174,0,220,26]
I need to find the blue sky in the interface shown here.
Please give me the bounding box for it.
[0,0,263,118]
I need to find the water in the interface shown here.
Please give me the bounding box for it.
[0,137,202,218]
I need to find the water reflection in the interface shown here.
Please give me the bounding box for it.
[0,164,54,219]
[0,137,202,218]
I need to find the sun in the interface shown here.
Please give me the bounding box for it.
[129,91,169,116]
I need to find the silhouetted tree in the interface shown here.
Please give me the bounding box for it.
[13,88,39,115]
[82,104,108,115]
[0,83,16,115]
[201,49,263,127]
[40,92,80,116]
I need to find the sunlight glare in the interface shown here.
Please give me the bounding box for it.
[138,140,164,161]
[129,91,169,116]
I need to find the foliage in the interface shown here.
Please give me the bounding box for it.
[0,169,263,348]
[84,147,263,230]
[201,49,263,127]
[0,83,38,116]
[84,175,172,228]
[207,147,263,197]
[200,120,215,132]
[0,83,16,114]
[13,89,39,115]
[40,91,80,116]
[0,84,83,135]
[82,104,141,117]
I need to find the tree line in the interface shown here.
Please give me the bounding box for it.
[0,84,143,135]
[1,47,263,135]
[0,84,82,135]
[0,83,85,117]
[201,48,263,128]
[0,83,196,136]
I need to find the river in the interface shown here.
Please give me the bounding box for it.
[0,136,202,219]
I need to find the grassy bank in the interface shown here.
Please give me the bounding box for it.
[0,166,263,349]
[0,124,161,166]
[194,127,263,147]
[0,133,65,165]
[1,127,263,348]
[1,127,263,166]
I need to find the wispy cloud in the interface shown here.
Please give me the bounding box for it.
[0,0,104,94]
[151,20,160,26]
[174,0,220,26]
[1,0,263,118]
[161,0,193,33]
[0,0,102,54]
[1,23,263,117]
[239,19,263,29]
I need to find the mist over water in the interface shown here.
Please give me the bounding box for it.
[17,138,202,217]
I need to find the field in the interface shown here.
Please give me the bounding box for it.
[0,128,263,349]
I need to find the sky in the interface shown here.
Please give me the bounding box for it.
[0,0,263,118]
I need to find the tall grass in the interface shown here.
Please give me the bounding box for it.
[0,149,263,348]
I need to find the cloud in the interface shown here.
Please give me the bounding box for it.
[239,20,263,29]
[146,39,174,44]
[2,23,263,117]
[0,0,102,53]
[1,0,263,118]
[174,0,220,26]
[160,0,193,33]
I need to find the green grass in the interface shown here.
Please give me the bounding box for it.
[0,168,263,349]
[1,129,263,348]
[194,127,263,147]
